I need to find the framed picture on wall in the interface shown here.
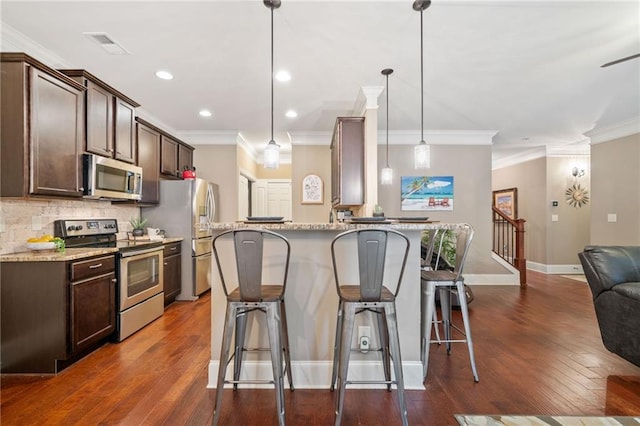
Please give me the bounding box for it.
[400,176,454,211]
[493,187,517,220]
[302,174,323,204]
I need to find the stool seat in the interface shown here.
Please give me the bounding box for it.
[227,285,284,302]
[338,285,396,303]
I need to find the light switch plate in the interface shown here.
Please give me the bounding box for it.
[551,214,559,222]
[607,213,617,222]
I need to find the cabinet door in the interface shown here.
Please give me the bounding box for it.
[178,143,193,174]
[30,68,83,197]
[137,123,161,204]
[163,254,181,305]
[114,98,136,163]
[331,117,364,207]
[160,135,179,178]
[85,80,113,157]
[71,272,116,353]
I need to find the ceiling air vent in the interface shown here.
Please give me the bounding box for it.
[83,32,130,55]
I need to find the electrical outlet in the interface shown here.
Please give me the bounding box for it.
[358,326,370,353]
[32,216,42,231]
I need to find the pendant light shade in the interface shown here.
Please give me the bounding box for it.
[263,0,281,169]
[413,0,431,169]
[381,68,394,185]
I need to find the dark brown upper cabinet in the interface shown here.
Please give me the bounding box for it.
[136,118,161,204]
[330,117,365,207]
[1,53,85,198]
[59,69,139,164]
[161,134,194,179]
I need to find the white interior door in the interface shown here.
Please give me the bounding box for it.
[238,174,249,220]
[252,179,291,220]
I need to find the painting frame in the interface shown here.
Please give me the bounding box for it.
[493,187,517,220]
[301,173,323,205]
[400,176,454,211]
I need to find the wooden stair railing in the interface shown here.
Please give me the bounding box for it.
[492,206,527,287]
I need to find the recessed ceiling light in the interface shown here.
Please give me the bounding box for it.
[199,109,213,118]
[285,110,297,118]
[155,70,173,80]
[275,70,291,82]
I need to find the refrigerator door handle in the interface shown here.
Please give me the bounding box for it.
[208,185,216,223]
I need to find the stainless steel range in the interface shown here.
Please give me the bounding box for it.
[54,219,164,341]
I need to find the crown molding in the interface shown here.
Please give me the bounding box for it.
[177,130,239,145]
[492,146,547,170]
[584,117,640,144]
[381,130,497,145]
[288,131,332,145]
[352,86,384,116]
[1,23,71,68]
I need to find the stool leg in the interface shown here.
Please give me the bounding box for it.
[279,300,295,391]
[384,302,408,426]
[233,309,249,390]
[375,309,391,391]
[335,302,356,426]
[330,300,343,392]
[213,303,236,426]
[266,303,286,426]
[421,281,436,380]
[439,287,452,354]
[456,281,479,382]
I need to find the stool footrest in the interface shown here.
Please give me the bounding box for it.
[346,380,395,385]
[225,379,275,385]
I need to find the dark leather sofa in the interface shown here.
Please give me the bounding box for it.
[578,246,640,367]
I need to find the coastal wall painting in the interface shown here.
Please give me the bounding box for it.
[401,176,454,211]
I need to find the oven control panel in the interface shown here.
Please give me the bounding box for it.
[54,219,119,238]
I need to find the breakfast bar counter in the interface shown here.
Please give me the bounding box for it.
[207,222,465,390]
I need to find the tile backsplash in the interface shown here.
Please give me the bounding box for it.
[0,199,139,254]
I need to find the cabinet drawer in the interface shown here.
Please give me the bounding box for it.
[70,255,116,282]
[163,242,181,257]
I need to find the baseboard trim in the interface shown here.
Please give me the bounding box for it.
[207,360,425,390]
[527,261,584,274]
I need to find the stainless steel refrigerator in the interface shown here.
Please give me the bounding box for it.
[142,178,219,301]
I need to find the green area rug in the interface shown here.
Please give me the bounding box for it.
[455,415,640,425]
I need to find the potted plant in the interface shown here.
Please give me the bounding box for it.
[372,204,385,218]
[129,217,148,237]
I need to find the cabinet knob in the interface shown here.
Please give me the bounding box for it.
[164,262,168,266]
[111,278,117,283]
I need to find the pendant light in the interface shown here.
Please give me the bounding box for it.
[263,0,281,169]
[380,68,393,185]
[413,0,431,169]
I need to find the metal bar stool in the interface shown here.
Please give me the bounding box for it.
[420,224,479,383]
[330,228,410,426]
[212,229,294,426]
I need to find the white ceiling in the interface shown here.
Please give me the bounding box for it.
[1,0,639,166]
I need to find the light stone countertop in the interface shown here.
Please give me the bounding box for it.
[0,237,184,262]
[210,221,463,232]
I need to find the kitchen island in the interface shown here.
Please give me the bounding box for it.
[207,221,465,390]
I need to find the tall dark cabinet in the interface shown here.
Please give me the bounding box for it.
[136,118,162,204]
[330,117,365,207]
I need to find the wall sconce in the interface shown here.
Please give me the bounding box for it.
[571,166,585,178]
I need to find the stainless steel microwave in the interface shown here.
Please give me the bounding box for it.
[83,154,143,200]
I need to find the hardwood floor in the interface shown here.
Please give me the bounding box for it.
[2,271,639,425]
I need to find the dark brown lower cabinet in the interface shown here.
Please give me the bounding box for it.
[163,242,182,305]
[0,254,116,373]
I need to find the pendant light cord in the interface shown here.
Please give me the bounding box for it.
[386,72,389,167]
[420,9,424,143]
[270,6,274,142]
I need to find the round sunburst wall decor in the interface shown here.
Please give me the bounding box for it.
[565,183,589,208]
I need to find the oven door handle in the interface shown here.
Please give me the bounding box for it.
[120,247,163,258]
